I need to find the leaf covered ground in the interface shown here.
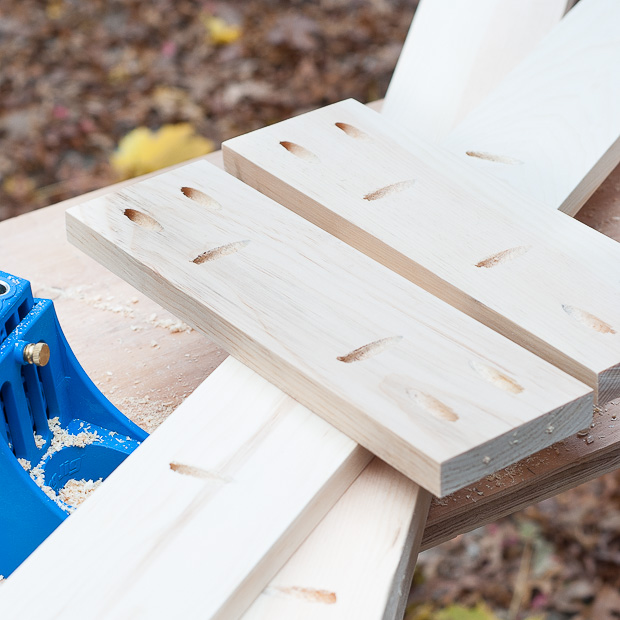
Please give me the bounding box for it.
[0,0,415,219]
[2,1,619,618]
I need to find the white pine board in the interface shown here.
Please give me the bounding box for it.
[383,0,573,142]
[222,99,620,403]
[0,357,371,619]
[441,0,620,215]
[67,159,592,496]
[243,459,430,620]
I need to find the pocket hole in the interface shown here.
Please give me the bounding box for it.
[192,240,250,264]
[363,180,415,201]
[181,187,222,210]
[337,336,401,363]
[280,141,319,162]
[470,360,524,394]
[124,209,163,232]
[562,305,616,334]
[466,151,523,165]
[475,245,531,268]
[335,122,368,140]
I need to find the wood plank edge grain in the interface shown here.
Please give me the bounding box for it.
[559,137,620,216]
[383,484,432,620]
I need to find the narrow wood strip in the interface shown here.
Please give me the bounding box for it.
[67,160,592,496]
[243,459,431,620]
[0,357,371,619]
[441,0,620,215]
[383,0,573,141]
[222,99,620,403]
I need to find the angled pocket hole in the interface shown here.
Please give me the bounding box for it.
[280,141,319,162]
[124,209,163,232]
[470,360,524,394]
[363,179,415,201]
[411,391,459,422]
[466,151,523,165]
[475,245,531,268]
[169,462,231,483]
[562,305,616,334]
[181,187,222,210]
[337,336,401,363]
[192,240,250,264]
[335,122,369,140]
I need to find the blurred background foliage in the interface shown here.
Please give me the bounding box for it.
[0,0,415,219]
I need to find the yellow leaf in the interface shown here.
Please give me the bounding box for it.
[110,124,214,180]
[202,15,242,45]
[46,0,65,20]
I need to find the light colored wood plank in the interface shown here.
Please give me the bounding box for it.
[67,159,592,496]
[222,99,620,403]
[383,0,573,142]
[243,459,430,620]
[0,149,429,620]
[441,0,620,215]
[0,357,370,619]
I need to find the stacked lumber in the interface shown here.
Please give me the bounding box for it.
[1,0,619,618]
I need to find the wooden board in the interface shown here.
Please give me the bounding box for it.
[222,99,620,403]
[442,0,620,216]
[243,459,430,620]
[0,357,371,619]
[0,151,432,620]
[382,0,573,142]
[66,160,592,496]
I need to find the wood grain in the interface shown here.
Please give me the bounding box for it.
[67,160,592,496]
[383,0,573,141]
[243,458,430,620]
[222,99,620,403]
[442,0,620,215]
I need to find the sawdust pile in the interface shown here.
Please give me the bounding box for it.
[58,478,103,508]
[18,416,101,513]
[117,395,177,433]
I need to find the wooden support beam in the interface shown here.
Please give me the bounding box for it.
[441,0,620,215]
[383,0,574,142]
[67,160,592,496]
[222,99,620,403]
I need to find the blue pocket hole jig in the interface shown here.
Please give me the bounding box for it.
[0,271,147,576]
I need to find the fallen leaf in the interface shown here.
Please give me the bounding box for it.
[202,15,242,45]
[110,124,214,180]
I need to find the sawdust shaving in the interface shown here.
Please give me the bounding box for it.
[117,395,177,432]
[18,417,101,514]
[58,478,103,508]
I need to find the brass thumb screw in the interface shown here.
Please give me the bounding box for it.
[23,342,50,367]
